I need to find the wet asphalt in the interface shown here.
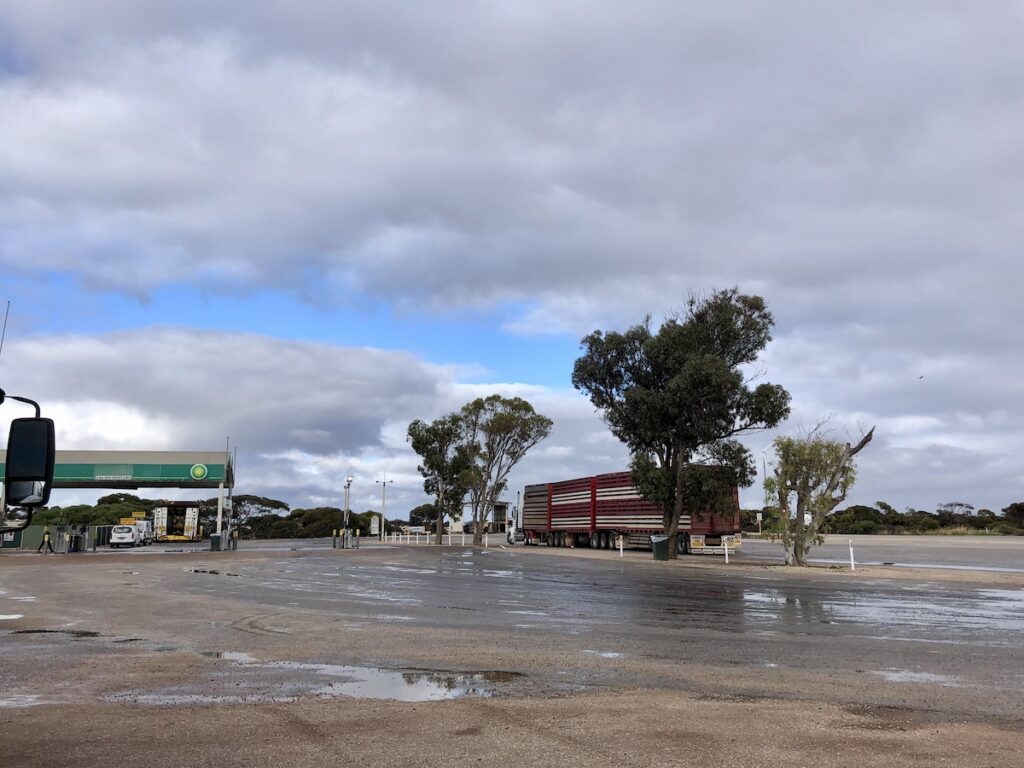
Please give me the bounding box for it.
[4,540,1024,720]
[169,545,1024,695]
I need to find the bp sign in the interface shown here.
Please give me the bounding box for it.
[190,464,209,481]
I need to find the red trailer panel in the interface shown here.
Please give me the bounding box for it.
[522,470,740,554]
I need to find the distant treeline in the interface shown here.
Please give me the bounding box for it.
[30,493,396,538]
[34,494,1024,538]
[742,501,1024,536]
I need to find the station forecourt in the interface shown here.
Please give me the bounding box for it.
[0,450,234,549]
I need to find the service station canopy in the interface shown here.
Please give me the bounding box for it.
[0,450,233,490]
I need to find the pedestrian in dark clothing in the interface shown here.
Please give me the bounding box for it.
[37,526,54,554]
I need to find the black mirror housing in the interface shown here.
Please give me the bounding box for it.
[5,417,56,508]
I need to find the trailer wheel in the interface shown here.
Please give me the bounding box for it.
[590,533,599,549]
[677,535,689,555]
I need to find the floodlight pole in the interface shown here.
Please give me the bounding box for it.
[376,475,393,542]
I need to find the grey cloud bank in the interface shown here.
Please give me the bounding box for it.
[1,3,1022,513]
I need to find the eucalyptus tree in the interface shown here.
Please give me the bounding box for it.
[572,289,790,558]
[408,414,473,545]
[459,395,553,546]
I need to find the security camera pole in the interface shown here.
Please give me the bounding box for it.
[375,474,393,542]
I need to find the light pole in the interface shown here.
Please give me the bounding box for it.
[376,474,393,542]
[343,475,353,548]
[760,448,772,536]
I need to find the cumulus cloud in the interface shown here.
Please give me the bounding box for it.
[0,328,629,512]
[1,3,1022,511]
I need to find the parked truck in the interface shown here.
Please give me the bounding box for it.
[522,470,741,555]
[152,503,201,542]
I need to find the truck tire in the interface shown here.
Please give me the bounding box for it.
[590,532,599,549]
[677,535,689,555]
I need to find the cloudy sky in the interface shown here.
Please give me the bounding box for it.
[1,2,1021,516]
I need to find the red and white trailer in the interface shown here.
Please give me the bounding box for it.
[522,471,741,555]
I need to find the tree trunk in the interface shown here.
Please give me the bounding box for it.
[664,455,686,559]
[434,486,445,545]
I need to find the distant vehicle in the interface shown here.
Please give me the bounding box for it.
[522,470,742,554]
[110,525,141,548]
[120,517,153,546]
[153,504,201,542]
[135,519,153,546]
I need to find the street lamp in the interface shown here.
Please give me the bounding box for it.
[376,474,393,541]
[343,475,353,547]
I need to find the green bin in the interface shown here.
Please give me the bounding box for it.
[210,535,222,552]
[650,534,670,561]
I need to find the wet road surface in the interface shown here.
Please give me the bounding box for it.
[3,544,1024,719]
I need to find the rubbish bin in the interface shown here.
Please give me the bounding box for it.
[67,534,81,553]
[650,534,670,561]
[210,535,222,552]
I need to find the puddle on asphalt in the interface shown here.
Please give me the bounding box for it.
[200,651,257,662]
[12,629,101,638]
[742,587,1024,635]
[8,596,37,602]
[265,662,522,701]
[187,569,243,577]
[112,653,526,704]
[582,650,625,659]
[0,614,25,620]
[872,669,962,687]
[0,695,46,708]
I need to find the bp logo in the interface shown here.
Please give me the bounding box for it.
[190,464,209,481]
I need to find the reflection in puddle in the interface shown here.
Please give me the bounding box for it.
[109,655,524,705]
[0,695,46,708]
[742,587,1024,636]
[582,650,625,659]
[873,669,962,686]
[0,614,25,620]
[200,651,257,662]
[264,662,521,701]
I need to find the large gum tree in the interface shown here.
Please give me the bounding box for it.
[407,414,473,545]
[572,289,791,558]
[459,395,553,546]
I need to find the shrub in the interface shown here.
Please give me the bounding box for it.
[846,520,878,534]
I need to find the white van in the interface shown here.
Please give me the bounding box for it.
[110,525,140,548]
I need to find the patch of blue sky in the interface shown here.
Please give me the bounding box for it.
[4,272,579,388]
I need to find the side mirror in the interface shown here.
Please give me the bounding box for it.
[3,417,56,531]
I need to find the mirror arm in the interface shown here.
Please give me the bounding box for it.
[0,388,42,418]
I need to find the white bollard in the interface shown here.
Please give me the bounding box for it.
[618,535,623,558]
[849,539,855,571]
[447,533,451,546]
[462,533,465,546]
[485,533,489,548]
[724,537,729,564]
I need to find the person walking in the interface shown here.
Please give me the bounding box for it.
[37,526,54,554]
